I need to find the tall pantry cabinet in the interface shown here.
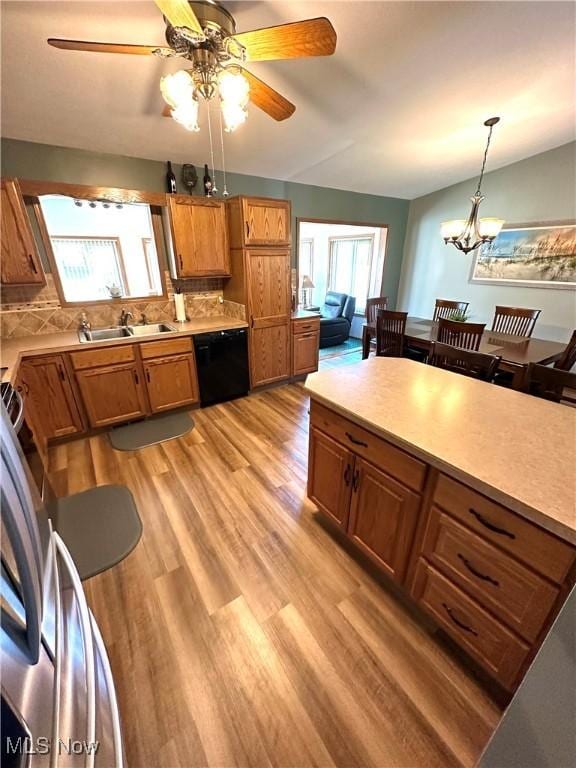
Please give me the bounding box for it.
[224,196,292,388]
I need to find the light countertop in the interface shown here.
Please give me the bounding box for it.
[292,309,321,320]
[305,357,576,544]
[1,315,248,383]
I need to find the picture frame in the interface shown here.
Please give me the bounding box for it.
[470,221,576,290]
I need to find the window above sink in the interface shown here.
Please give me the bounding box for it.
[37,195,166,305]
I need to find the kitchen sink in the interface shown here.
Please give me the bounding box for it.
[128,323,176,336]
[78,327,133,343]
[78,323,176,342]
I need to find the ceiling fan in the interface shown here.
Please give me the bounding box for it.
[47,0,337,133]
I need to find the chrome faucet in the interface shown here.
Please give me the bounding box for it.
[78,312,91,331]
[120,309,134,327]
[140,312,147,326]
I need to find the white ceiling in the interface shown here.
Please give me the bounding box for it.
[1,1,575,199]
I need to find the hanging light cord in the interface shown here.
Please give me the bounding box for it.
[475,123,494,197]
[207,102,218,193]
[218,108,229,196]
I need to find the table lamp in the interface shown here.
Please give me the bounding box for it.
[301,275,315,308]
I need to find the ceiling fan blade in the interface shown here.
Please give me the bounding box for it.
[47,38,170,56]
[232,18,336,62]
[241,69,295,121]
[154,0,203,36]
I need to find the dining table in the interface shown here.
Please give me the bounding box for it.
[361,316,567,388]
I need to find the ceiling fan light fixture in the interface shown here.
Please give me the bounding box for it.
[171,98,200,132]
[218,70,249,132]
[160,69,194,109]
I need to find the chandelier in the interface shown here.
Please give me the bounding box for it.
[160,67,249,133]
[441,117,505,254]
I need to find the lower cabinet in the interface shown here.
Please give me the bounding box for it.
[75,363,148,428]
[143,354,199,413]
[308,426,420,582]
[250,324,291,387]
[348,458,421,582]
[308,428,353,528]
[18,354,83,439]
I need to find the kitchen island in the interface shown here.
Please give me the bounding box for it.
[304,358,576,690]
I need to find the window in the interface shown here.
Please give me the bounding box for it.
[328,236,375,314]
[299,238,314,280]
[38,195,164,304]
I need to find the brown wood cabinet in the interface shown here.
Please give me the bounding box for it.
[309,403,422,584]
[75,362,148,428]
[348,458,421,582]
[227,196,290,248]
[144,354,199,413]
[308,428,353,529]
[1,178,45,286]
[291,316,320,376]
[18,355,83,439]
[167,196,230,278]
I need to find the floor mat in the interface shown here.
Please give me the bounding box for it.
[319,337,363,360]
[109,411,194,451]
[51,485,142,580]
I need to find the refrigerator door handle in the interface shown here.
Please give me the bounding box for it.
[49,521,63,768]
[90,613,125,768]
[54,532,97,768]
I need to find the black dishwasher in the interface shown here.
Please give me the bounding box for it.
[193,328,250,406]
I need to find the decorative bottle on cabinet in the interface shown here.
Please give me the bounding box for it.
[166,161,177,194]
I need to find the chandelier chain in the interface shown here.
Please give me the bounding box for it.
[475,123,494,197]
[207,102,217,193]
[218,108,229,196]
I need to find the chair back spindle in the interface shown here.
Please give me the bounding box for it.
[376,310,408,357]
[437,318,486,351]
[491,306,541,338]
[433,299,470,322]
[428,342,500,381]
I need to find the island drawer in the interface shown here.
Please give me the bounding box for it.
[310,401,426,492]
[70,345,135,370]
[412,560,530,689]
[292,317,320,334]
[433,474,576,584]
[139,337,192,359]
[421,508,559,642]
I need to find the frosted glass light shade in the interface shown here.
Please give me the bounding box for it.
[171,99,200,132]
[441,220,466,239]
[478,218,505,238]
[219,71,249,132]
[160,70,194,109]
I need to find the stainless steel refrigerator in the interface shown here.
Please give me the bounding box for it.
[1,402,124,767]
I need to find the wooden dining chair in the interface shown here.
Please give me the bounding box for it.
[376,310,408,357]
[525,363,576,406]
[554,330,576,371]
[427,342,501,382]
[491,306,541,338]
[437,318,486,351]
[433,298,470,321]
[366,296,389,325]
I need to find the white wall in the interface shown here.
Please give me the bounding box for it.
[398,142,576,341]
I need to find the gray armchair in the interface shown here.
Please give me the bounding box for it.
[319,291,356,348]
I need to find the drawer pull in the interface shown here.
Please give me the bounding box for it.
[346,431,368,448]
[299,333,316,339]
[344,463,352,486]
[28,254,38,273]
[442,603,478,636]
[352,468,360,492]
[469,508,516,539]
[457,554,500,587]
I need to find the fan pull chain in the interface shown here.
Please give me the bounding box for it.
[207,102,218,195]
[218,108,229,197]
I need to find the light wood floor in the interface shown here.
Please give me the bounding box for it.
[48,384,502,768]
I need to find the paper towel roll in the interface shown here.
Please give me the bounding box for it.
[174,293,187,322]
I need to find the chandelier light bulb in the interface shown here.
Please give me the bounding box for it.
[171,99,200,132]
[218,70,249,132]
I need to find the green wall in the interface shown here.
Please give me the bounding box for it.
[1,138,410,306]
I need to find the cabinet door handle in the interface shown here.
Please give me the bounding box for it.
[57,365,65,382]
[245,221,250,239]
[457,554,499,587]
[250,316,254,328]
[442,603,478,636]
[28,254,38,273]
[133,371,139,385]
[352,468,360,493]
[346,431,368,448]
[343,464,352,486]
[469,508,515,539]
[178,254,184,271]
[146,369,151,383]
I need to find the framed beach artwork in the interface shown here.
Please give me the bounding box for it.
[470,222,576,289]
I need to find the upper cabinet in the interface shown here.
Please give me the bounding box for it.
[167,196,230,278]
[228,196,291,248]
[1,178,46,286]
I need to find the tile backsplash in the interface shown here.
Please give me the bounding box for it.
[0,271,244,338]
